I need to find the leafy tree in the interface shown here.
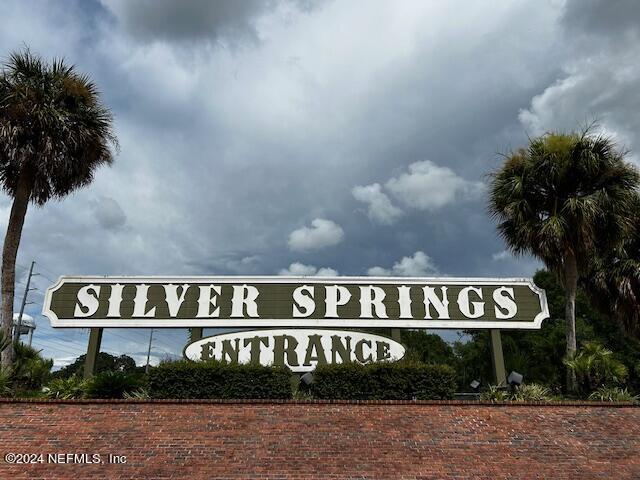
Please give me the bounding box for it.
[54,352,138,379]
[0,50,116,368]
[455,269,640,393]
[400,330,457,365]
[488,129,639,389]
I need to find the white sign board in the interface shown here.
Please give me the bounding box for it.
[43,276,549,330]
[184,328,406,373]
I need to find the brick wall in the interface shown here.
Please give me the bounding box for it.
[0,399,638,479]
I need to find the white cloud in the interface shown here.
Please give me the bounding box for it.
[352,183,403,225]
[385,161,484,211]
[288,218,344,251]
[518,1,640,164]
[52,355,77,369]
[129,353,170,368]
[367,251,438,277]
[518,52,640,161]
[278,262,338,276]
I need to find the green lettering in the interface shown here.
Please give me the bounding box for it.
[330,335,352,363]
[273,335,299,367]
[221,338,240,363]
[303,334,327,366]
[354,339,373,363]
[200,341,215,361]
[376,341,390,361]
[244,336,269,364]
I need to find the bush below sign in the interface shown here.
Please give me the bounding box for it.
[149,361,292,399]
[307,361,457,400]
[183,329,405,373]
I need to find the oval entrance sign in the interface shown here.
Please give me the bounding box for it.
[184,329,406,373]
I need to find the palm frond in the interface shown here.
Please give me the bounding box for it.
[0,48,117,204]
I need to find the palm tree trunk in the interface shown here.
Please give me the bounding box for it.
[1,171,33,370]
[564,252,578,392]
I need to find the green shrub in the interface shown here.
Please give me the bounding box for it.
[0,368,12,397]
[43,376,87,399]
[481,383,552,402]
[11,343,53,391]
[564,342,628,396]
[589,386,639,403]
[480,385,511,402]
[148,360,293,399]
[123,387,150,399]
[86,371,144,399]
[308,361,456,400]
[511,383,552,401]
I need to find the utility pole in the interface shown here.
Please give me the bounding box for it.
[14,260,37,342]
[145,328,154,374]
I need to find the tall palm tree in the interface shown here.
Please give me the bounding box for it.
[0,50,116,369]
[488,128,639,390]
[584,193,640,338]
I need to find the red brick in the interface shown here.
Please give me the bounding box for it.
[0,399,637,479]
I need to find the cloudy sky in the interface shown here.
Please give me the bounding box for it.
[1,0,638,368]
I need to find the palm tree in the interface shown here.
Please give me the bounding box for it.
[488,128,639,390]
[563,342,628,396]
[0,50,116,369]
[584,193,640,338]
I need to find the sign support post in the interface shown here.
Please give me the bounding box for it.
[83,327,103,379]
[189,328,203,342]
[391,328,401,343]
[489,329,506,386]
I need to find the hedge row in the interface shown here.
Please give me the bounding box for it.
[307,362,457,400]
[148,361,293,399]
[148,360,456,400]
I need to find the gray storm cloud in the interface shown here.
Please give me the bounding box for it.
[101,0,273,44]
[90,196,127,230]
[0,0,636,365]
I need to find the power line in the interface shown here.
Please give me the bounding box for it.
[32,263,58,281]
[105,329,180,353]
[35,336,88,353]
[145,335,180,352]
[32,340,85,358]
[34,328,180,367]
[102,330,177,357]
[44,337,87,350]
[32,270,56,284]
